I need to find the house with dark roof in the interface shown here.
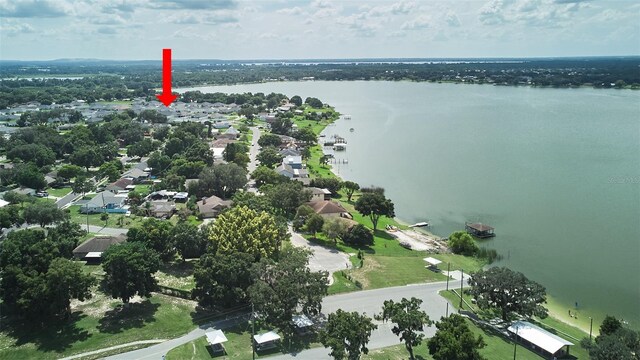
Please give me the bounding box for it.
[122,167,149,183]
[197,195,232,218]
[106,178,134,193]
[73,234,126,263]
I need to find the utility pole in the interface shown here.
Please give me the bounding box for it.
[513,326,518,360]
[85,202,89,233]
[446,302,449,317]
[459,269,464,310]
[446,262,450,291]
[589,317,593,341]
[251,303,256,360]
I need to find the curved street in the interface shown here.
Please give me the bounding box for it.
[105,281,463,360]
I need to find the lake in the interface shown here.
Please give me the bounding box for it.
[177,81,640,328]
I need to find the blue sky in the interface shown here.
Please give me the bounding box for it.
[1,0,638,60]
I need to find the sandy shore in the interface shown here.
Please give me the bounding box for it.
[386,229,449,253]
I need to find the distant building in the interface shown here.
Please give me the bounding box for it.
[197,195,232,218]
[73,234,126,264]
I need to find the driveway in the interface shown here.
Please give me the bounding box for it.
[289,228,352,280]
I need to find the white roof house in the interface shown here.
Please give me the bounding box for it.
[253,331,281,345]
[508,321,573,355]
[205,330,228,345]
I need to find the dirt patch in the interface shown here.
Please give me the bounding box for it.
[348,256,382,289]
[388,229,449,252]
[71,289,120,318]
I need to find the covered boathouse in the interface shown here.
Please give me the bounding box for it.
[465,222,495,238]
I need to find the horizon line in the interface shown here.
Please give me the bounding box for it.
[1,55,639,63]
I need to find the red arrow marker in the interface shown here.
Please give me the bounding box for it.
[156,48,178,107]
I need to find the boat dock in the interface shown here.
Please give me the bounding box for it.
[465,222,496,238]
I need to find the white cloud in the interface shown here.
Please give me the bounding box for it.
[402,15,431,30]
[445,11,461,27]
[0,20,35,35]
[0,0,73,18]
[277,6,304,16]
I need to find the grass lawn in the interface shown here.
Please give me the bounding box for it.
[0,293,197,360]
[363,318,544,360]
[156,262,196,292]
[134,184,152,196]
[47,187,72,198]
[67,205,147,229]
[439,289,590,359]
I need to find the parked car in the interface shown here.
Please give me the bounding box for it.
[35,191,49,198]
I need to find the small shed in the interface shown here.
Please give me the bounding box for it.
[205,330,228,355]
[508,321,574,357]
[423,257,442,270]
[253,331,281,351]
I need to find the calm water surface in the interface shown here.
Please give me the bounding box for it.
[178,81,640,327]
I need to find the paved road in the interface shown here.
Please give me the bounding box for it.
[247,126,261,176]
[107,281,464,360]
[289,227,352,281]
[56,191,80,209]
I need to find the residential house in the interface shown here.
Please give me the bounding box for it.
[122,167,150,183]
[308,187,331,202]
[148,201,176,219]
[79,191,128,214]
[306,200,352,219]
[275,164,310,185]
[72,234,126,264]
[173,192,189,202]
[147,190,176,201]
[106,178,134,193]
[197,195,232,218]
[14,187,36,196]
[283,155,303,169]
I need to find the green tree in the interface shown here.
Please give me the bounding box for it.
[322,217,350,246]
[293,204,315,231]
[290,95,303,107]
[468,267,548,321]
[249,247,328,341]
[102,242,161,303]
[600,315,623,336]
[70,146,102,170]
[207,205,286,259]
[193,252,254,307]
[257,133,282,147]
[448,231,479,256]
[310,177,343,195]
[13,164,47,190]
[262,180,312,219]
[305,97,323,108]
[137,109,168,123]
[23,202,68,227]
[427,314,486,360]
[196,164,247,199]
[251,166,285,187]
[342,181,360,202]
[172,221,205,260]
[320,154,332,167]
[293,127,317,144]
[7,144,56,167]
[72,175,94,196]
[305,213,324,238]
[58,164,84,181]
[127,218,175,262]
[342,224,373,246]
[354,191,395,231]
[45,258,96,319]
[256,146,283,168]
[375,297,433,360]
[99,162,122,182]
[320,310,378,360]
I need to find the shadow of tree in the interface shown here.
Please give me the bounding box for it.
[281,332,318,354]
[159,261,194,278]
[2,311,91,353]
[97,300,159,333]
